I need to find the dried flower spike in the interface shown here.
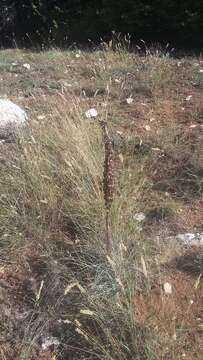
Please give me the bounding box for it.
[99,120,114,254]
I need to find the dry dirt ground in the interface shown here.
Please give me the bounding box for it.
[0,49,202,359]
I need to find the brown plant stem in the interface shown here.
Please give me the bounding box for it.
[99,120,114,254]
[106,209,113,254]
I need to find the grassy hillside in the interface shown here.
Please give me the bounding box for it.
[0,46,202,359]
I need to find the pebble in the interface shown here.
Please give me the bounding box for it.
[163,282,172,295]
[133,212,146,222]
[85,108,98,118]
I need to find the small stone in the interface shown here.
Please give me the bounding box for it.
[126,97,133,104]
[197,233,203,245]
[23,63,31,70]
[163,282,172,295]
[152,147,161,151]
[85,108,98,118]
[37,115,45,120]
[185,95,192,101]
[176,233,195,244]
[133,212,146,222]
[145,125,151,131]
[57,319,71,324]
[41,336,60,351]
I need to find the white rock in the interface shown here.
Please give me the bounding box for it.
[41,336,60,350]
[185,95,192,101]
[85,108,98,118]
[197,233,203,245]
[116,130,123,135]
[145,125,151,131]
[23,63,31,70]
[176,233,195,244]
[57,319,71,324]
[199,69,203,73]
[152,147,161,151]
[0,99,28,137]
[176,232,203,246]
[126,97,133,104]
[133,212,146,222]
[37,115,45,120]
[163,282,172,295]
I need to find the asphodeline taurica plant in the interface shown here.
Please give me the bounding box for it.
[99,120,114,254]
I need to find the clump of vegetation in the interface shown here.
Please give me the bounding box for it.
[0,45,202,359]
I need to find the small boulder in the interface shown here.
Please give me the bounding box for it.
[0,99,28,138]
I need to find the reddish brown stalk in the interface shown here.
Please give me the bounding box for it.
[99,120,114,254]
[105,209,112,254]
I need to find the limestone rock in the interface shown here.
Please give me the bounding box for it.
[176,233,203,246]
[0,99,28,138]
